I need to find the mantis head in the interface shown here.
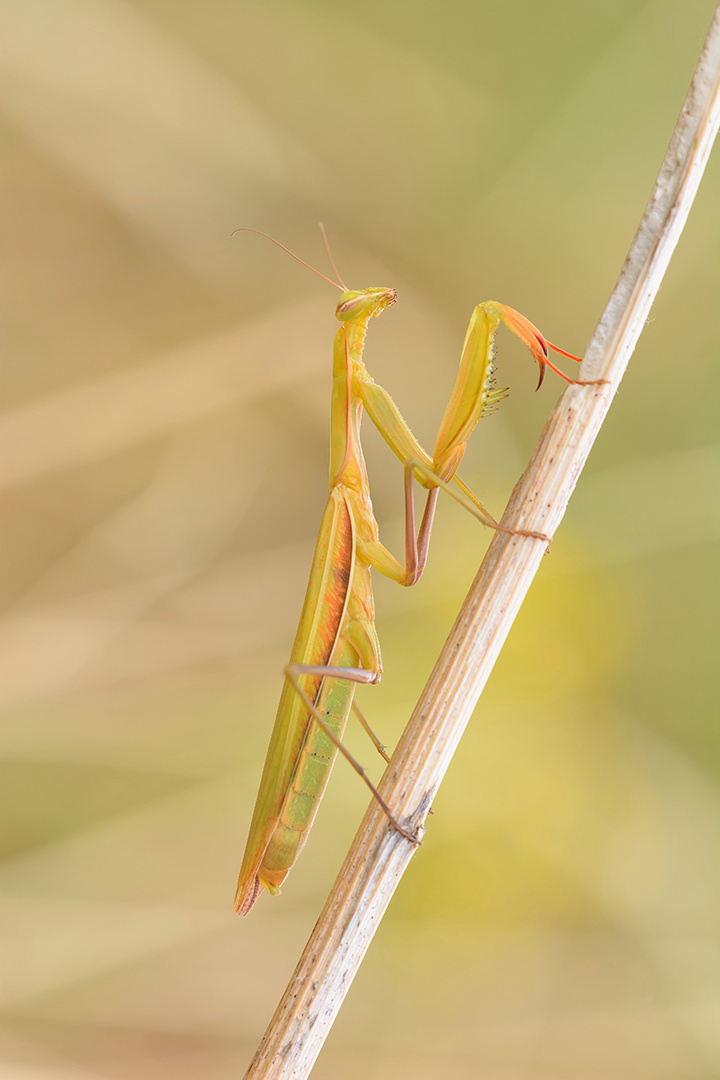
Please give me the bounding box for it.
[336,288,397,323]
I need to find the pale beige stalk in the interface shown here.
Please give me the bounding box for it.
[244,8,720,1078]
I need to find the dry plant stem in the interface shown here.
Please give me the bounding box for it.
[244,10,720,1079]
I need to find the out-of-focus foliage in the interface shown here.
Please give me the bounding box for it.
[1,1,719,1077]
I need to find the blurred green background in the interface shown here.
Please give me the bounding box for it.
[1,1,719,1077]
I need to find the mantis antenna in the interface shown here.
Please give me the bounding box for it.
[318,222,348,291]
[232,227,345,291]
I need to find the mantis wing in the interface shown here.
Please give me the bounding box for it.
[234,487,355,913]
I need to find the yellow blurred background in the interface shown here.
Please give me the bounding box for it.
[1,1,719,1077]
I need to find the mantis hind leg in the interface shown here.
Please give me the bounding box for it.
[285,662,421,845]
[352,699,434,815]
[352,701,390,763]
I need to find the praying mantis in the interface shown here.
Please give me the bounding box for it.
[234,232,582,915]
